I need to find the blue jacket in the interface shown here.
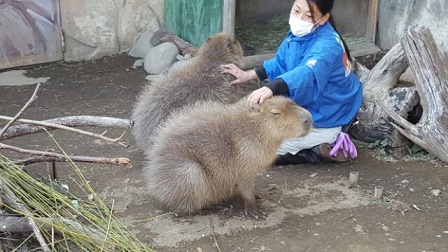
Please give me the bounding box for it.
[263,22,363,128]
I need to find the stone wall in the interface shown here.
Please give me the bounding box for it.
[60,0,164,61]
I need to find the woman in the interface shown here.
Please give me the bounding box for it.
[222,0,362,164]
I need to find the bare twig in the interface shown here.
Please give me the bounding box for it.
[1,177,51,252]
[0,116,132,140]
[209,218,222,252]
[0,83,41,139]
[338,213,357,223]
[0,116,128,147]
[0,143,132,168]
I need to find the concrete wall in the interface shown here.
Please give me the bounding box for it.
[332,0,370,38]
[376,0,448,51]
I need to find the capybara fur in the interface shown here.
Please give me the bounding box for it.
[132,32,247,150]
[143,96,312,219]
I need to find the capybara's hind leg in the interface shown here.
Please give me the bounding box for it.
[237,178,266,219]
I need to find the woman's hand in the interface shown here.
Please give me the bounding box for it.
[221,64,257,85]
[248,86,273,107]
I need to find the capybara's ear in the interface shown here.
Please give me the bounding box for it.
[250,102,261,112]
[270,108,282,115]
[226,38,232,48]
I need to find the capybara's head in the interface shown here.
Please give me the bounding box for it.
[197,32,243,66]
[251,96,312,141]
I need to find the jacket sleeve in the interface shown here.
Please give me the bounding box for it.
[262,39,288,79]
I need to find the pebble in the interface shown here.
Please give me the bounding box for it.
[431,189,441,196]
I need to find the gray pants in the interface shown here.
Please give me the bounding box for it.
[276,126,342,155]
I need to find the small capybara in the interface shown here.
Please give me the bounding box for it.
[143,96,312,219]
[131,32,247,150]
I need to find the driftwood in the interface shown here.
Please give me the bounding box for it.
[351,42,417,157]
[150,29,199,56]
[378,26,448,163]
[352,25,448,162]
[0,116,132,140]
[0,115,129,147]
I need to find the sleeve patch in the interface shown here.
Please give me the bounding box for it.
[306,59,318,68]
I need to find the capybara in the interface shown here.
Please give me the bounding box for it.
[143,96,312,219]
[131,32,247,150]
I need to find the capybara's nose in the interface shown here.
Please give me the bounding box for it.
[301,109,313,126]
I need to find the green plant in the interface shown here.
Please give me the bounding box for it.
[405,144,435,159]
[367,138,390,156]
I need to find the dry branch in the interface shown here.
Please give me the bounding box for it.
[0,143,132,168]
[0,83,41,138]
[0,116,132,140]
[0,116,128,147]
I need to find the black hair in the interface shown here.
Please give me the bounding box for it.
[305,0,353,61]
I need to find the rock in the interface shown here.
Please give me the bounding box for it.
[132,59,144,69]
[144,42,179,74]
[128,30,155,58]
[431,189,441,197]
[118,0,161,52]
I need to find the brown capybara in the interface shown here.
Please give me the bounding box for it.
[131,32,247,150]
[143,96,312,219]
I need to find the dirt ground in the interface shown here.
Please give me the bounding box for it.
[1,53,448,252]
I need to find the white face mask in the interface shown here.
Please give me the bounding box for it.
[289,15,321,37]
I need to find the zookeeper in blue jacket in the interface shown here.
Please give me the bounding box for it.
[222,0,363,165]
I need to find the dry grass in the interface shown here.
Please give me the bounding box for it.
[0,137,153,252]
[235,13,289,53]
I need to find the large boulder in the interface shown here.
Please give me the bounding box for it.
[128,30,156,59]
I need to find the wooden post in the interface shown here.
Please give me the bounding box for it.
[222,0,236,34]
[366,0,379,42]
